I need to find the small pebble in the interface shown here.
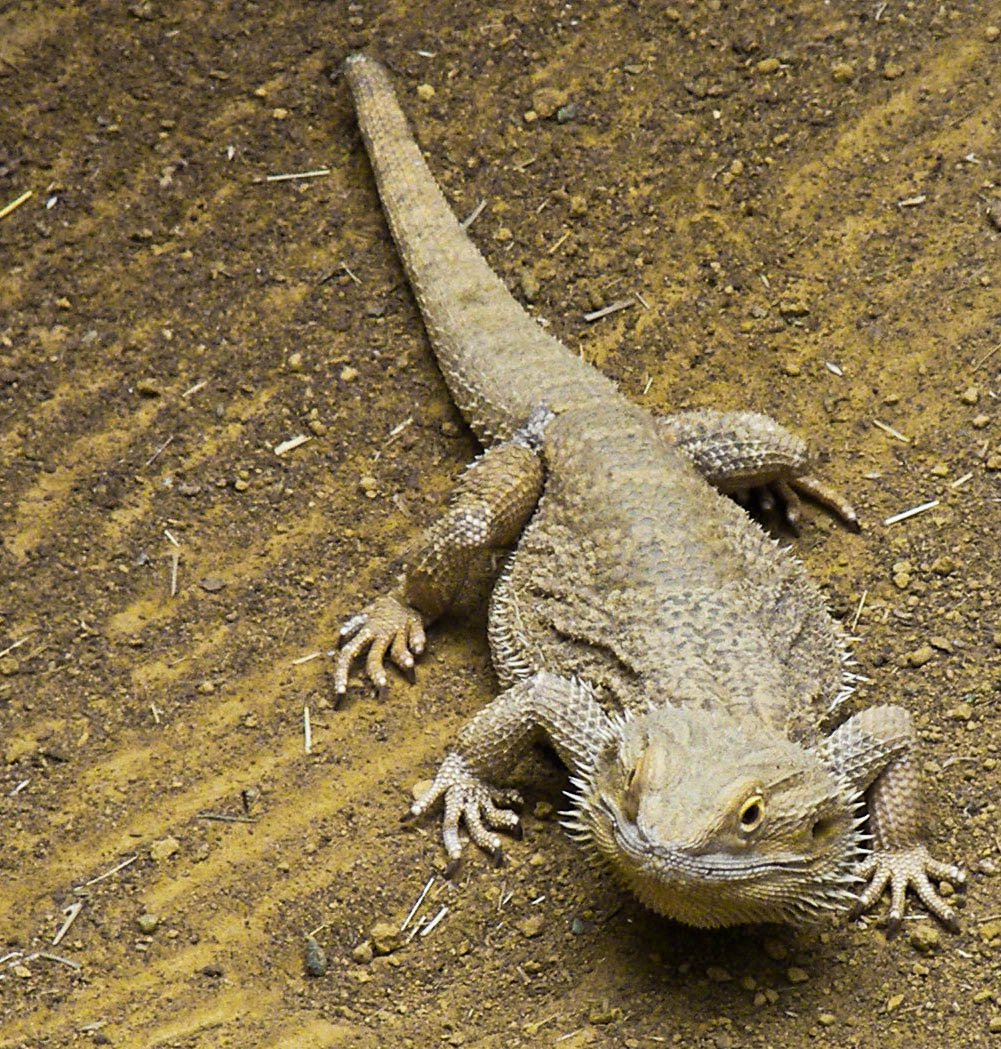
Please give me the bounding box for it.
[887,993,904,1012]
[960,386,979,404]
[882,62,905,79]
[136,379,162,397]
[416,83,435,101]
[986,25,1000,41]
[818,1013,836,1027]
[973,414,990,429]
[756,57,780,74]
[305,935,327,976]
[831,62,854,82]
[517,914,546,938]
[150,836,180,862]
[706,966,731,983]
[531,87,568,119]
[908,923,940,954]
[927,558,952,583]
[137,912,159,934]
[907,644,935,668]
[271,107,289,120]
[786,966,809,984]
[783,362,801,377]
[351,940,374,964]
[370,920,401,955]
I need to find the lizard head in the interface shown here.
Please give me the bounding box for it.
[561,704,864,927]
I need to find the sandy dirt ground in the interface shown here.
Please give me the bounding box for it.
[2,1,1001,1046]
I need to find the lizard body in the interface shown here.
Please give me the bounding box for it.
[339,54,962,929]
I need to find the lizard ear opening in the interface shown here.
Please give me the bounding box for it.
[621,763,641,823]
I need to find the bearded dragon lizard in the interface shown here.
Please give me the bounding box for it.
[337,54,963,928]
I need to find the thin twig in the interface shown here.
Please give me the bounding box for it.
[257,168,331,183]
[547,231,570,255]
[303,705,312,755]
[584,298,634,323]
[0,189,32,220]
[850,589,867,633]
[0,634,32,659]
[459,199,487,230]
[145,434,174,467]
[341,262,362,284]
[872,419,911,444]
[195,811,258,823]
[52,902,84,947]
[29,951,82,971]
[181,379,206,398]
[401,876,436,933]
[883,499,939,526]
[292,651,322,666]
[169,549,180,598]
[274,434,310,456]
[419,905,449,937]
[9,778,29,796]
[973,342,1001,371]
[79,855,139,888]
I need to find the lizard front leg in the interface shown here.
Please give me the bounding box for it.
[820,704,965,929]
[410,671,613,872]
[656,408,859,532]
[334,427,545,694]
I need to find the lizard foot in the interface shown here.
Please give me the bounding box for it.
[852,845,965,931]
[409,752,522,872]
[333,593,426,694]
[733,476,859,535]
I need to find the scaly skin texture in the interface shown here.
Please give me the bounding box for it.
[339,55,963,930]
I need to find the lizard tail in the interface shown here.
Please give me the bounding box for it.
[344,54,615,445]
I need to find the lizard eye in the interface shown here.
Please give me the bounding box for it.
[737,794,765,834]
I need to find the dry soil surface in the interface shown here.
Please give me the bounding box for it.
[2,2,1001,1047]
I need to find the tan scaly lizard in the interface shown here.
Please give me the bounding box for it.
[337,54,963,929]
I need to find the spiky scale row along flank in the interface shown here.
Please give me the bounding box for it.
[338,54,963,930]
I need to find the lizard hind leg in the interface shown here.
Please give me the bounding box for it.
[657,408,859,532]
